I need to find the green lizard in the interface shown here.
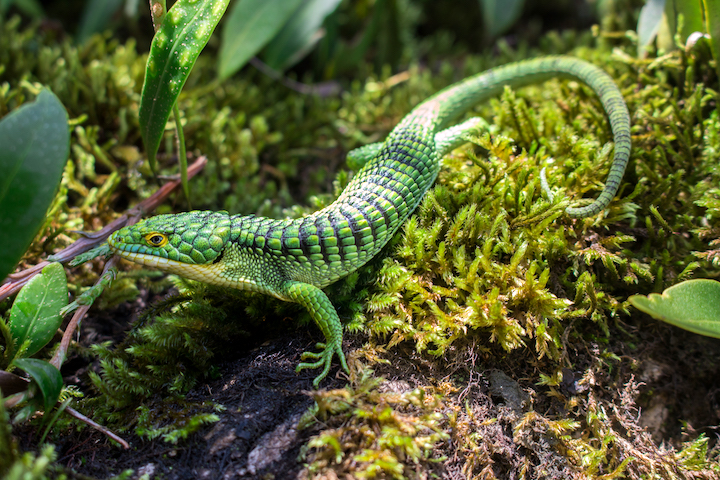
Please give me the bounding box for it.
[108,56,631,387]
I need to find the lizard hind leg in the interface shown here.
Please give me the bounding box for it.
[283,281,350,387]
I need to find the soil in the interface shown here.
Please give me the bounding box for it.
[12,295,720,479]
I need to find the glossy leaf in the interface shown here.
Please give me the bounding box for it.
[218,0,302,80]
[479,0,525,40]
[139,0,230,171]
[8,262,68,360]
[76,0,124,44]
[13,358,63,412]
[637,0,665,55]
[629,279,720,338]
[262,0,342,71]
[0,90,69,282]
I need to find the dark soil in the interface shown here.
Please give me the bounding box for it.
[16,325,344,479]
[11,298,720,479]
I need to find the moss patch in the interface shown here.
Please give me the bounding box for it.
[1,7,720,479]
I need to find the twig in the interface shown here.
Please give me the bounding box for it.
[0,155,207,301]
[65,406,130,449]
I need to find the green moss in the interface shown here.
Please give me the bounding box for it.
[300,370,448,478]
[1,5,720,477]
[301,32,720,480]
[86,278,260,408]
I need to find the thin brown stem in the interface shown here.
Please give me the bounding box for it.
[65,406,130,449]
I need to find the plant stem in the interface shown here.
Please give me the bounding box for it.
[173,102,190,206]
[148,1,190,205]
[149,0,166,31]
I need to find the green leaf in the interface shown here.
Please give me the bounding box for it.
[479,0,526,40]
[674,0,705,39]
[218,0,302,80]
[629,279,720,338]
[139,0,230,172]
[8,262,68,360]
[261,0,342,71]
[13,358,63,412]
[649,0,706,53]
[703,0,720,81]
[637,0,666,55]
[0,0,44,18]
[76,0,124,44]
[0,90,69,282]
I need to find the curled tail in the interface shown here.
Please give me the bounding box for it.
[411,56,631,218]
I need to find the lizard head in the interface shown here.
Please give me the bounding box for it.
[108,211,232,277]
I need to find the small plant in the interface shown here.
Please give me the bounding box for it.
[219,0,343,78]
[140,0,229,199]
[0,89,70,433]
[629,279,720,337]
[637,0,720,80]
[0,53,126,451]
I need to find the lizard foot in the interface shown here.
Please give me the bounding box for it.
[297,341,349,387]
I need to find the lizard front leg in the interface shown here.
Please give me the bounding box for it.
[283,281,349,387]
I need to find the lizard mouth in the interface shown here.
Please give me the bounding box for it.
[108,238,265,291]
[113,248,229,284]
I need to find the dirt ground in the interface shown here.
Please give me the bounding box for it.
[13,291,720,479]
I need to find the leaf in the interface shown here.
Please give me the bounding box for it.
[0,90,69,282]
[703,0,720,81]
[13,358,63,412]
[76,0,124,44]
[650,0,706,53]
[139,0,230,172]
[218,0,302,80]
[0,0,44,18]
[8,262,68,360]
[637,0,666,55]
[629,279,720,338]
[261,0,343,72]
[674,0,705,40]
[479,0,526,40]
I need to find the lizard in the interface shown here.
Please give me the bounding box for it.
[108,56,631,387]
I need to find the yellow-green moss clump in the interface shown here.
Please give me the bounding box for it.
[2,7,720,479]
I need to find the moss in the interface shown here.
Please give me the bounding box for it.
[300,370,448,479]
[1,4,720,478]
[301,35,720,479]
[85,277,266,406]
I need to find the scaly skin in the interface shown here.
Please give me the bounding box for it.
[109,56,631,387]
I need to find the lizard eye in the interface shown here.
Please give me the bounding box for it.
[145,232,168,247]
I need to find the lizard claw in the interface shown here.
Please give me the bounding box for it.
[297,341,349,387]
